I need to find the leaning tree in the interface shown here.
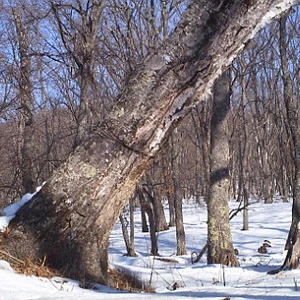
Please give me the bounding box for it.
[1,0,298,284]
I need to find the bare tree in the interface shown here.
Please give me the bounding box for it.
[50,0,106,147]
[207,71,239,266]
[119,197,136,257]
[170,131,187,255]
[277,12,300,271]
[1,0,296,284]
[12,8,35,193]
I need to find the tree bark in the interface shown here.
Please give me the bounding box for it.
[13,8,35,193]
[138,188,158,256]
[278,13,300,271]
[144,180,168,232]
[119,197,136,257]
[119,213,136,257]
[141,206,149,232]
[1,0,294,283]
[170,132,187,255]
[207,71,239,266]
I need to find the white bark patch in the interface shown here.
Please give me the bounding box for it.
[252,0,300,38]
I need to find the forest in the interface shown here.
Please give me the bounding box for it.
[0,0,300,298]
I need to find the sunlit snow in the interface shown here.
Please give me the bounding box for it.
[0,183,45,231]
[0,197,298,300]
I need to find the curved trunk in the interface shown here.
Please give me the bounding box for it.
[1,0,292,283]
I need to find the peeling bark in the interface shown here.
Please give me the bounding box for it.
[1,0,296,283]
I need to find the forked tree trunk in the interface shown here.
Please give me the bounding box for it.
[1,0,294,284]
[138,188,158,256]
[207,71,239,266]
[143,183,168,232]
[119,198,136,257]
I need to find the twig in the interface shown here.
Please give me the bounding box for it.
[229,202,252,221]
[191,244,208,264]
[0,250,25,265]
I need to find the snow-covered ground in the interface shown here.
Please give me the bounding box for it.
[1,198,299,300]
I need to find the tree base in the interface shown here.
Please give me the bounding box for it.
[0,189,109,284]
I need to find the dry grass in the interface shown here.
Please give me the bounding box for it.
[0,249,59,278]
[0,245,154,293]
[108,268,155,293]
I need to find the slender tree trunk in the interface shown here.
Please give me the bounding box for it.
[191,110,205,203]
[1,0,291,283]
[243,185,249,231]
[162,146,176,227]
[207,71,239,266]
[119,208,136,257]
[144,182,168,232]
[138,188,158,256]
[167,192,176,227]
[13,9,35,193]
[174,192,187,255]
[129,198,135,253]
[170,133,187,256]
[141,206,149,232]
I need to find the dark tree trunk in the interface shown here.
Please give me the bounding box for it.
[138,188,158,256]
[170,132,187,255]
[143,185,168,232]
[207,71,239,266]
[141,207,149,232]
[162,145,176,227]
[1,0,291,283]
[279,13,300,271]
[167,193,176,227]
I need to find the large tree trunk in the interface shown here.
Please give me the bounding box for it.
[207,71,239,266]
[1,0,295,284]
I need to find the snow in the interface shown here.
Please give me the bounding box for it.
[0,197,299,299]
[0,183,45,231]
